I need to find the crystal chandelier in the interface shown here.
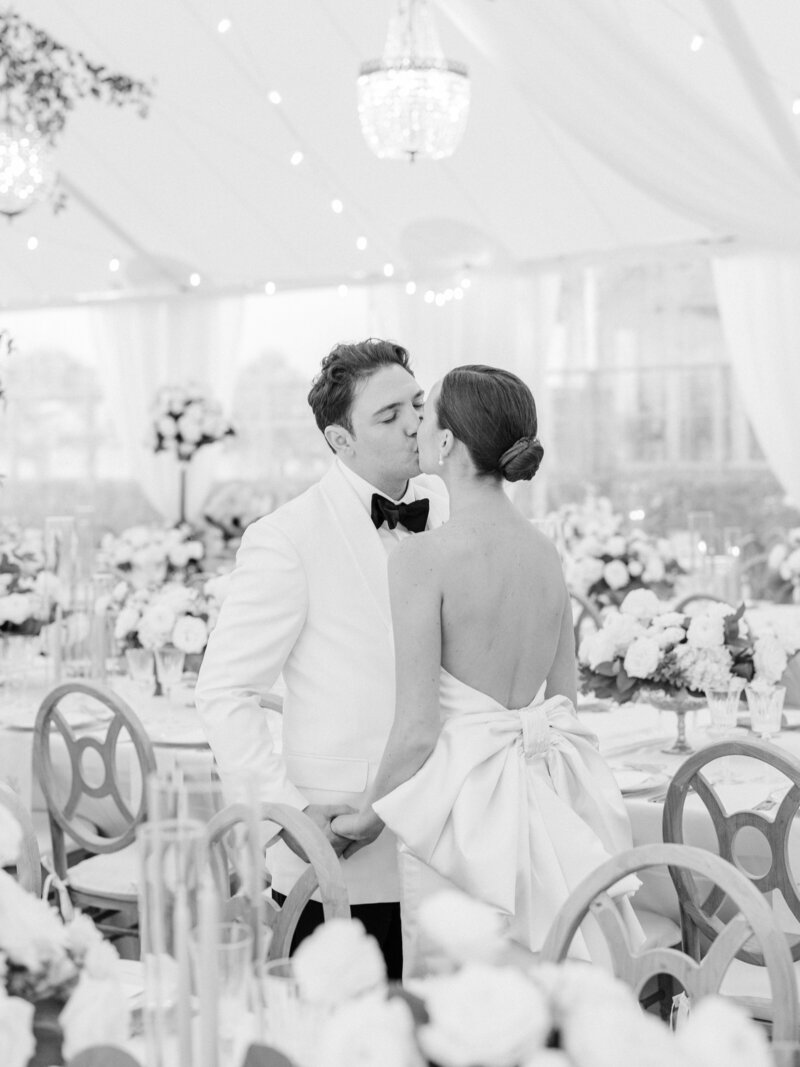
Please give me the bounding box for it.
[0,120,56,218]
[357,0,470,162]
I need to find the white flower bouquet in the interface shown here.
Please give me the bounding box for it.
[110,577,223,656]
[150,384,235,464]
[557,497,683,609]
[202,482,273,547]
[766,529,800,603]
[578,589,799,704]
[0,524,61,636]
[97,523,205,590]
[308,901,772,1067]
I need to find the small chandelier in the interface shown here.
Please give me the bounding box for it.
[357,0,470,162]
[0,120,56,219]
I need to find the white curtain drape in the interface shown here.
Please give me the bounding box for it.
[90,298,245,524]
[712,254,800,507]
[440,0,800,247]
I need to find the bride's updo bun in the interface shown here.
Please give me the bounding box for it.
[436,365,544,482]
[497,436,544,483]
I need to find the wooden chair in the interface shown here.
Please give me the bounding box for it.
[206,801,350,960]
[540,842,799,1042]
[33,681,157,949]
[662,737,800,1019]
[569,590,603,652]
[0,781,42,895]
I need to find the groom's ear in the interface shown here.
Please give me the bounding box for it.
[324,423,353,455]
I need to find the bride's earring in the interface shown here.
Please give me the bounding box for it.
[438,453,444,467]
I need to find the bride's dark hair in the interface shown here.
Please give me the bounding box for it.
[436,365,544,482]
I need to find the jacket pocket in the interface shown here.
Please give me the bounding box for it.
[285,753,370,793]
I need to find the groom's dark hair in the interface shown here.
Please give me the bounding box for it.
[308,338,413,448]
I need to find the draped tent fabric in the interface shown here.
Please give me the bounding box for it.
[712,254,800,508]
[90,299,245,522]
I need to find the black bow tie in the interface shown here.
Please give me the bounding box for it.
[371,493,429,534]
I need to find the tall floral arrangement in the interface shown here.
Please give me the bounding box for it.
[766,529,800,603]
[0,524,61,635]
[149,385,235,524]
[555,496,683,608]
[577,590,800,704]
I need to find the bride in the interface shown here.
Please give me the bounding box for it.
[333,364,638,975]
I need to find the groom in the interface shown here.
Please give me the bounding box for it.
[195,338,448,977]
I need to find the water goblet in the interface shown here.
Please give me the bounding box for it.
[155,646,186,699]
[124,647,155,695]
[745,683,786,740]
[705,679,743,737]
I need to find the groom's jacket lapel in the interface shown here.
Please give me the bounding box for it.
[318,465,393,630]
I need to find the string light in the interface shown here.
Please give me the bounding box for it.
[337,284,348,297]
[26,235,38,251]
[356,236,368,251]
[331,198,344,213]
[108,257,120,272]
[217,18,232,33]
[435,293,446,307]
[267,90,282,105]
[453,286,463,299]
[405,281,417,295]
[460,277,472,289]
[689,33,705,51]
[424,290,435,303]
[264,281,276,295]
[383,262,395,277]
[189,272,201,286]
[290,150,304,166]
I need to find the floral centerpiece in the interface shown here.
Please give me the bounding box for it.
[766,529,800,603]
[289,895,772,1067]
[0,869,128,1064]
[577,589,799,706]
[97,523,205,590]
[110,574,228,659]
[202,481,273,549]
[149,384,235,524]
[0,524,61,636]
[556,496,683,609]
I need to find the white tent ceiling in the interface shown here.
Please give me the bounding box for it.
[2,0,800,309]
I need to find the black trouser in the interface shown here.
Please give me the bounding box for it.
[272,892,403,981]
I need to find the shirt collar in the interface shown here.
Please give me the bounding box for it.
[336,458,415,511]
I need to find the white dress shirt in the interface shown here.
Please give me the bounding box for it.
[336,459,423,554]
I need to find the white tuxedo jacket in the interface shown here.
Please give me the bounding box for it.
[195,462,449,904]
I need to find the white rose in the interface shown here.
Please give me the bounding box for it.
[0,870,70,973]
[754,635,787,684]
[627,559,643,577]
[420,964,550,1067]
[184,540,204,561]
[655,626,686,650]
[602,611,645,653]
[139,603,176,636]
[642,556,666,583]
[171,615,208,655]
[620,589,662,621]
[687,614,725,650]
[602,560,630,591]
[562,1000,680,1067]
[0,593,33,625]
[675,996,771,1067]
[124,525,153,548]
[623,636,661,679]
[675,645,733,692]
[578,629,617,670]
[0,993,35,1067]
[417,889,506,966]
[114,606,141,640]
[293,919,386,1006]
[156,416,177,440]
[605,535,627,558]
[315,994,425,1067]
[167,543,191,568]
[112,543,133,566]
[176,415,203,444]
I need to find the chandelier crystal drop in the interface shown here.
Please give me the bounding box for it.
[357,0,470,162]
[0,121,57,218]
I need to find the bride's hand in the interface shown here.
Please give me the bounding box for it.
[331,811,384,858]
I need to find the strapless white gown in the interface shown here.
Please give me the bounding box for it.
[373,668,642,975]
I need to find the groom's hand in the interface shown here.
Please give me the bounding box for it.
[286,803,356,860]
[331,811,384,859]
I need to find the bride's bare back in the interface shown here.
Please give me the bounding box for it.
[388,493,577,717]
